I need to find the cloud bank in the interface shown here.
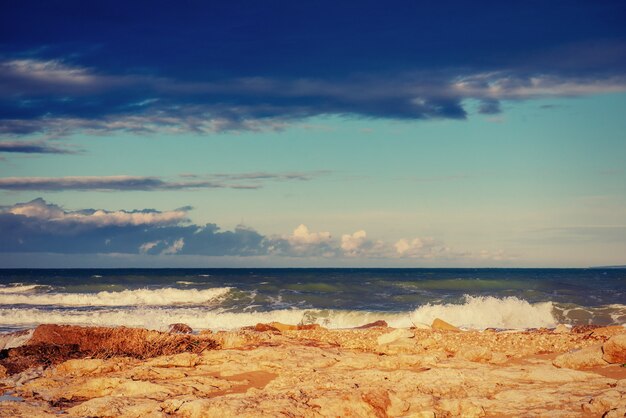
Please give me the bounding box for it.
[2,2,625,138]
[0,172,327,191]
[2,61,625,139]
[0,198,511,262]
[0,141,75,154]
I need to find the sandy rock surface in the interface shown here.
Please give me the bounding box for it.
[604,334,626,364]
[0,323,625,417]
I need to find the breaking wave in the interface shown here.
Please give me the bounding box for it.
[409,295,557,329]
[0,293,622,332]
[0,287,232,307]
[0,284,50,293]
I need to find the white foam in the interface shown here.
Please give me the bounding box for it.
[0,287,231,307]
[0,295,613,332]
[0,307,413,331]
[0,284,47,293]
[0,329,34,349]
[410,295,557,329]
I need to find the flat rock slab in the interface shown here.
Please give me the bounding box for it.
[1,325,625,417]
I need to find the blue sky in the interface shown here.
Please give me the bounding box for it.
[1,1,625,267]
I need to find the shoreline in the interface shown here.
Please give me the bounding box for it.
[1,321,625,417]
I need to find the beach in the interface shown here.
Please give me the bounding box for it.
[1,321,626,417]
[0,269,625,416]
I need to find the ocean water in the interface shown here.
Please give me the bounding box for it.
[0,268,624,333]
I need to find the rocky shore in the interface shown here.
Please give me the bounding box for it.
[0,321,625,417]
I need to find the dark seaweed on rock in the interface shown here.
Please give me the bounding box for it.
[0,324,219,375]
[0,343,83,375]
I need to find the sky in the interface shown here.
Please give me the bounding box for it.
[1,0,625,267]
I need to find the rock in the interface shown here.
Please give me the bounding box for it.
[418,337,437,349]
[266,322,324,331]
[355,320,388,329]
[581,390,624,414]
[10,365,44,386]
[0,402,58,417]
[253,323,281,332]
[213,332,250,349]
[143,352,199,368]
[431,318,460,331]
[553,345,608,369]
[268,322,299,331]
[553,324,570,334]
[489,352,508,365]
[54,358,119,376]
[311,393,384,417]
[66,396,164,417]
[438,398,486,417]
[376,329,416,354]
[409,412,436,418]
[296,324,323,330]
[377,328,414,345]
[168,323,193,334]
[457,346,492,363]
[412,322,431,330]
[162,398,213,417]
[67,377,171,399]
[130,366,188,381]
[571,324,602,334]
[3,323,625,417]
[523,366,594,383]
[361,388,391,417]
[603,334,626,364]
[592,325,626,338]
[604,407,626,418]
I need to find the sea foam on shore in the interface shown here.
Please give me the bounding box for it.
[0,289,624,332]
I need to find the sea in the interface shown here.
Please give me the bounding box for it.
[0,268,624,333]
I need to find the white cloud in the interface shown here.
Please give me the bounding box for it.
[139,241,160,254]
[452,72,626,100]
[65,209,188,227]
[394,237,451,259]
[162,238,185,255]
[5,198,188,227]
[271,224,336,257]
[395,238,423,255]
[341,230,368,255]
[340,230,391,257]
[288,224,332,245]
[2,59,98,86]
[476,249,516,261]
[8,199,65,219]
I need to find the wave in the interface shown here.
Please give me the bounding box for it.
[0,329,34,350]
[409,295,557,329]
[0,295,621,332]
[0,296,564,331]
[0,306,414,331]
[0,287,231,307]
[0,284,50,293]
